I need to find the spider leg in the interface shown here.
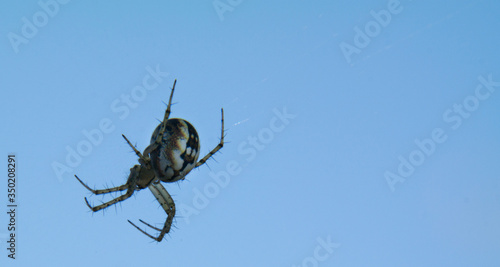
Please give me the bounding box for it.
[137,219,162,231]
[74,175,128,195]
[143,79,176,156]
[196,108,225,167]
[128,182,175,242]
[122,134,151,167]
[75,135,149,197]
[79,165,140,212]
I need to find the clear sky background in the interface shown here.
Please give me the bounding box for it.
[1,0,499,266]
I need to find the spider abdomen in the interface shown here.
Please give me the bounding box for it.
[150,118,200,183]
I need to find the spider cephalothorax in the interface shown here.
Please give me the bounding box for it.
[74,80,224,241]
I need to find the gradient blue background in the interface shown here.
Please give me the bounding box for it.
[1,0,499,266]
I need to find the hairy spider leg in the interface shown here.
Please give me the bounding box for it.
[128,182,175,242]
[74,175,129,195]
[143,79,177,156]
[77,165,140,212]
[75,135,153,212]
[195,108,225,167]
[122,134,152,168]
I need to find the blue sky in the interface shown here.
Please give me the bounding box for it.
[1,0,499,266]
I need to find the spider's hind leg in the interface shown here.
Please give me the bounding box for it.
[196,108,225,168]
[143,79,177,156]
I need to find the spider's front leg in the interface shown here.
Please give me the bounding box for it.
[128,182,175,242]
[75,135,152,212]
[74,175,129,195]
[75,165,140,212]
[143,79,177,156]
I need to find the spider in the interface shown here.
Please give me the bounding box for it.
[74,80,224,242]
